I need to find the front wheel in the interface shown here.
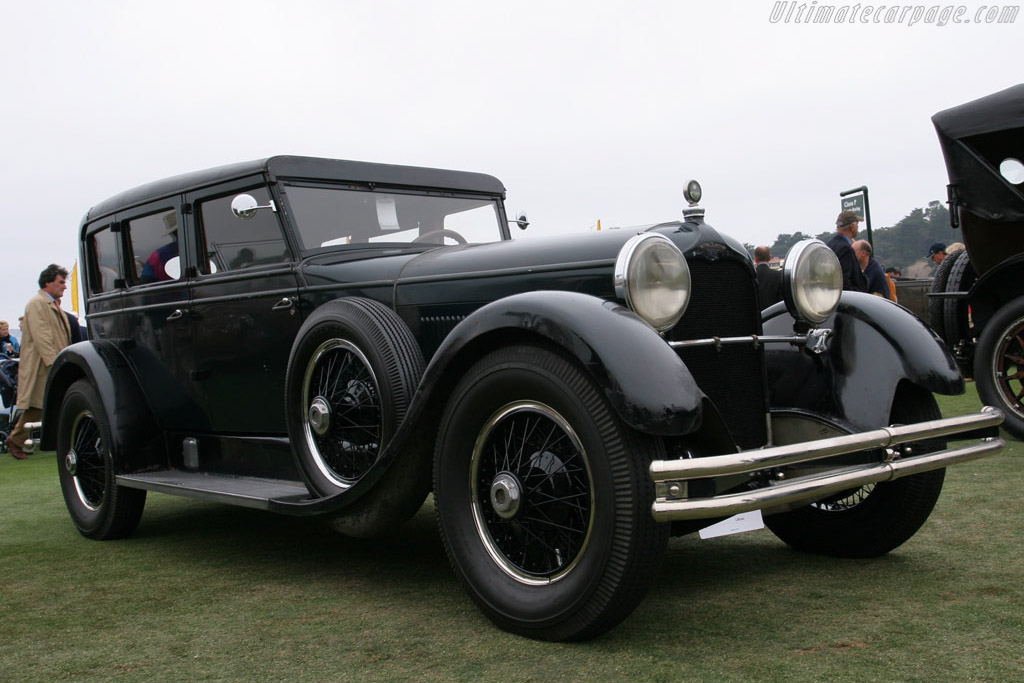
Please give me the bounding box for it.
[974,295,1024,438]
[765,384,946,558]
[434,345,668,641]
[57,380,146,540]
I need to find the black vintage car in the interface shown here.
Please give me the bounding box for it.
[930,84,1024,438]
[40,156,1003,641]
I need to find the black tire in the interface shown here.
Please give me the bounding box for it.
[57,379,146,540]
[434,345,669,641]
[928,248,962,344]
[942,249,975,348]
[284,298,430,536]
[974,295,1024,439]
[765,384,946,558]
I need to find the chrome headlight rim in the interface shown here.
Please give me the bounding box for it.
[614,232,691,332]
[782,239,842,326]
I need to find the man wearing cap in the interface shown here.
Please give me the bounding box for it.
[827,210,868,292]
[7,264,73,459]
[928,242,947,265]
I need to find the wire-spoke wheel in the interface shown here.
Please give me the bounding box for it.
[470,401,594,583]
[286,298,430,537]
[435,344,668,641]
[302,339,382,486]
[57,380,146,540]
[975,295,1024,438]
[810,483,875,512]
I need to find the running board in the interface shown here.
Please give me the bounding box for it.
[117,471,313,510]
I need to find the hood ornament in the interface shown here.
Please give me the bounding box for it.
[682,179,704,221]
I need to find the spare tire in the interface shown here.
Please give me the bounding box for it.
[941,248,975,349]
[928,248,962,345]
[284,297,430,537]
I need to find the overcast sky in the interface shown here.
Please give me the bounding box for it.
[1,0,1018,324]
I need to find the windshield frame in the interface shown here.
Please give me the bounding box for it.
[278,181,511,256]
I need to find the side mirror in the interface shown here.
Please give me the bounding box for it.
[231,194,277,220]
[511,212,529,231]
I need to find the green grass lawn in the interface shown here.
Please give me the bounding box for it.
[1,385,1020,682]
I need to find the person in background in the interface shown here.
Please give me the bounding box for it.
[753,245,783,308]
[928,242,947,265]
[884,266,900,303]
[7,264,72,459]
[0,320,20,357]
[827,211,868,292]
[853,240,891,299]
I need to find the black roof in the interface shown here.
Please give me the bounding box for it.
[85,155,507,222]
[932,84,1024,140]
[932,84,1024,223]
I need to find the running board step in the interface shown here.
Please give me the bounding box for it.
[117,471,313,510]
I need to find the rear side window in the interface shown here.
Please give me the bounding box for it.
[87,225,120,294]
[198,187,290,274]
[126,209,181,285]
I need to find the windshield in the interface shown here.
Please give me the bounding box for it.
[283,184,505,250]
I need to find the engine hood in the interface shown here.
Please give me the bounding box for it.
[393,219,748,312]
[397,221,715,283]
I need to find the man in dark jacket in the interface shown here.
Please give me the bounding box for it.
[826,210,868,292]
[754,246,783,308]
[853,240,891,299]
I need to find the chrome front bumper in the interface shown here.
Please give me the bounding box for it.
[650,407,1005,522]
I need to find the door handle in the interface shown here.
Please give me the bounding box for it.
[166,309,185,321]
[272,297,295,311]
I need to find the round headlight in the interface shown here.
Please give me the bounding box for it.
[614,233,691,331]
[782,239,842,325]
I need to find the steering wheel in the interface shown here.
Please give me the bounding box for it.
[412,229,467,245]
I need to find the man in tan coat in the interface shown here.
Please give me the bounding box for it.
[7,264,72,459]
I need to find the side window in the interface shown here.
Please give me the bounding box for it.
[199,187,290,274]
[88,225,120,294]
[125,209,181,285]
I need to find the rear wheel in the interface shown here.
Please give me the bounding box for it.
[434,345,668,641]
[57,380,146,540]
[974,295,1024,438]
[765,384,946,558]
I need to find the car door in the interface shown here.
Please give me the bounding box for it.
[186,180,301,435]
[118,200,206,431]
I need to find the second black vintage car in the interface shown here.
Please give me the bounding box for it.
[40,155,1003,641]
[930,83,1024,439]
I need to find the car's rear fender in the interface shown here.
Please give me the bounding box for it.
[763,291,964,431]
[41,341,164,472]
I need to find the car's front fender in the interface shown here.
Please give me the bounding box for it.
[763,291,964,430]
[421,291,705,437]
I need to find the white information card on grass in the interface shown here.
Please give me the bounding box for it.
[698,510,765,540]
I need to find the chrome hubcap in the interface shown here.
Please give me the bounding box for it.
[65,449,78,475]
[308,397,331,436]
[489,473,522,520]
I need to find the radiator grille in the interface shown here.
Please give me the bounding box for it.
[669,255,768,449]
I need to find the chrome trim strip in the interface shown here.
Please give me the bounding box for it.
[669,335,807,350]
[668,328,832,353]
